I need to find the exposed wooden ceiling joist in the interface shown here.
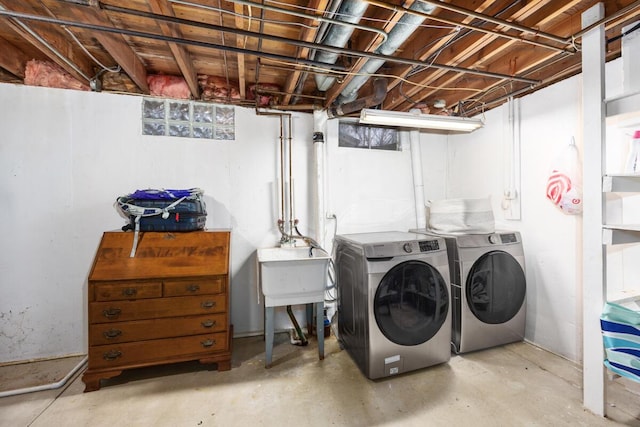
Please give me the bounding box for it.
[0,0,638,116]
[147,0,199,97]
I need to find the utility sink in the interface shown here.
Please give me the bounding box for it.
[257,246,330,307]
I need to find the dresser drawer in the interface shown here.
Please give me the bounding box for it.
[164,277,224,297]
[88,332,228,369]
[89,313,227,345]
[89,295,226,323]
[94,281,162,301]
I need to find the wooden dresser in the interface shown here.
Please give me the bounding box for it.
[82,230,232,392]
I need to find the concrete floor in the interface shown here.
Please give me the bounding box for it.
[1,334,639,427]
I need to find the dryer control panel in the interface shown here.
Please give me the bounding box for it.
[419,240,440,252]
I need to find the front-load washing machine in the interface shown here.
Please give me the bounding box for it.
[333,231,451,379]
[411,229,526,354]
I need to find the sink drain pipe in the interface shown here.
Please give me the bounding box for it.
[287,305,309,346]
[0,356,87,398]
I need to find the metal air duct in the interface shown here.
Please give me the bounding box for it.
[327,77,387,117]
[314,0,369,91]
[336,0,435,105]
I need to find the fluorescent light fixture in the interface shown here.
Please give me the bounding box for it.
[359,109,484,132]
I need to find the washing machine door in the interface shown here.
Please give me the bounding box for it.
[374,260,449,346]
[466,250,526,324]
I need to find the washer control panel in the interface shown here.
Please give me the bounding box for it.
[500,233,518,243]
[364,238,443,258]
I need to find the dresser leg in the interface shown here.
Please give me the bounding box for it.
[216,360,231,371]
[82,370,122,392]
[198,357,231,372]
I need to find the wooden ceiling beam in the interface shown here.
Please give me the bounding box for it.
[371,0,501,109]
[386,0,639,112]
[322,5,405,107]
[0,0,95,84]
[399,0,597,111]
[54,2,149,93]
[233,3,247,99]
[0,35,30,77]
[521,0,585,30]
[146,0,200,98]
[382,0,521,109]
[383,0,557,111]
[281,0,327,105]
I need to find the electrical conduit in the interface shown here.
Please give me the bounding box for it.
[313,109,329,249]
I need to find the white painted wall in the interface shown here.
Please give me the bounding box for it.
[324,123,447,236]
[444,58,636,362]
[3,57,631,364]
[445,78,584,361]
[0,83,444,363]
[0,84,314,361]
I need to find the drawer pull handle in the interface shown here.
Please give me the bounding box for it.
[103,329,122,339]
[102,308,122,319]
[103,350,122,361]
[201,301,216,309]
[201,339,216,348]
[187,284,200,292]
[201,320,216,328]
[122,288,137,297]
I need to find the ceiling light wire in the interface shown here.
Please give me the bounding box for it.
[217,0,230,86]
[62,25,120,73]
[0,4,91,82]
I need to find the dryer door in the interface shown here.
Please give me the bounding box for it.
[374,260,449,346]
[466,250,525,324]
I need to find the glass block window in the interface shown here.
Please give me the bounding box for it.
[142,99,235,140]
[338,121,399,150]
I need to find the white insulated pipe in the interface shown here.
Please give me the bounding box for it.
[409,127,426,229]
[0,356,87,398]
[313,109,329,248]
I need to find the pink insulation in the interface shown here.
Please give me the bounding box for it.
[147,74,191,99]
[24,59,89,91]
[198,75,241,102]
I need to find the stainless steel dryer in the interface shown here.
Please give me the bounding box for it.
[333,231,451,379]
[412,229,526,354]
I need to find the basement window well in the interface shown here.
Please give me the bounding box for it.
[142,98,235,140]
[338,121,399,150]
